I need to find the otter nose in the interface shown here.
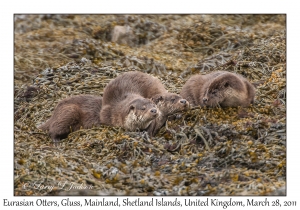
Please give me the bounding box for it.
[179,99,187,104]
[203,97,208,103]
[150,108,157,114]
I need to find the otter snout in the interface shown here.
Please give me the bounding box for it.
[180,99,187,105]
[150,108,157,114]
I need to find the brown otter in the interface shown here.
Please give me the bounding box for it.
[180,71,255,108]
[38,95,102,142]
[100,93,158,131]
[100,71,189,136]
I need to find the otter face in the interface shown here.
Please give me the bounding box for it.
[124,98,159,131]
[203,81,231,107]
[203,79,244,107]
[152,93,189,115]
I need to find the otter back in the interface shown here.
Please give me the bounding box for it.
[101,71,168,105]
[38,95,102,142]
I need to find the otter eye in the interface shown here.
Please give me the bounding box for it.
[130,105,135,110]
[212,90,217,95]
[224,82,229,88]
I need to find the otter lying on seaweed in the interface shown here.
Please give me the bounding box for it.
[39,95,103,142]
[39,71,190,141]
[100,71,189,136]
[180,71,255,108]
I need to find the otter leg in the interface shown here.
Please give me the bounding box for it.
[146,115,167,137]
[47,105,82,142]
[146,122,156,137]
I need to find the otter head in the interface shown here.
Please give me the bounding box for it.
[203,73,243,107]
[203,82,229,107]
[124,98,159,131]
[152,93,189,116]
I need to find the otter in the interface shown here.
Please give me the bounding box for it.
[38,95,102,142]
[100,71,189,136]
[100,93,158,131]
[180,71,255,108]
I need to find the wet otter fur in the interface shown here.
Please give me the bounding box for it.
[180,71,255,108]
[100,71,189,136]
[38,95,102,142]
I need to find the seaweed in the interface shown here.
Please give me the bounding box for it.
[14,14,286,196]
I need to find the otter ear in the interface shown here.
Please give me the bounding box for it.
[224,82,230,88]
[152,95,164,104]
[128,105,135,113]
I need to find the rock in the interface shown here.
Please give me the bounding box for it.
[111,25,135,47]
